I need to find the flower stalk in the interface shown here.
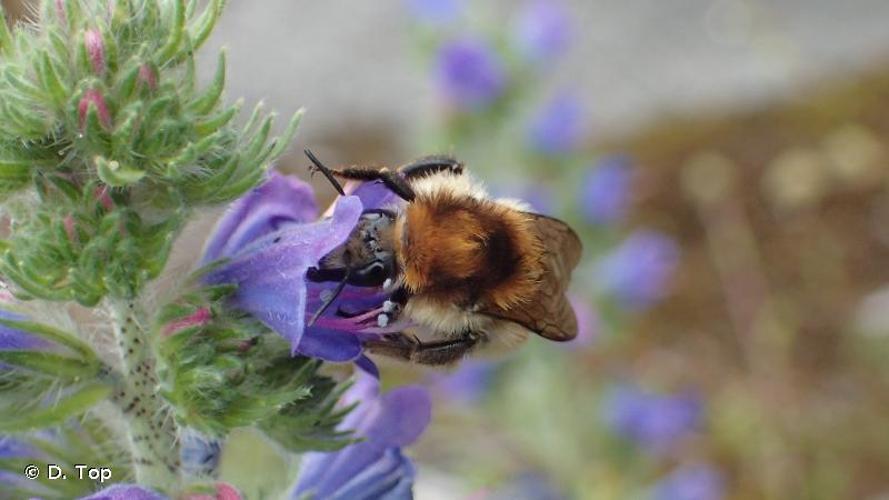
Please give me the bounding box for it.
[107,297,180,490]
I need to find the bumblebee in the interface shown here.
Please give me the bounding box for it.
[304,151,582,365]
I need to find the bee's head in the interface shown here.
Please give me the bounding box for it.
[312,209,398,287]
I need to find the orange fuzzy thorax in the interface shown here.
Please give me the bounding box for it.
[395,193,544,310]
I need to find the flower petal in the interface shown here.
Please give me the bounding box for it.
[79,483,168,500]
[205,196,362,352]
[292,375,431,499]
[435,37,507,111]
[203,173,319,264]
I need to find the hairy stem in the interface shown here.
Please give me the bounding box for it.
[107,297,181,490]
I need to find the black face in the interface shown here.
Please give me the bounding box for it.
[306,209,397,288]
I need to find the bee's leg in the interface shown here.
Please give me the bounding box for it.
[399,156,464,179]
[304,149,416,201]
[364,330,481,366]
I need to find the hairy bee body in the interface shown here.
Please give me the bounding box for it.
[307,153,582,365]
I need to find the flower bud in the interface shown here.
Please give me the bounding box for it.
[84,29,106,75]
[137,64,158,91]
[163,307,211,336]
[54,0,67,26]
[63,215,77,243]
[93,185,114,211]
[78,89,112,130]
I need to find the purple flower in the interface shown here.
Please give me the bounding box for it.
[527,92,585,155]
[651,464,725,500]
[580,156,633,225]
[79,484,167,500]
[428,359,496,405]
[291,372,431,500]
[0,309,51,371]
[0,310,47,353]
[511,0,572,63]
[435,38,507,111]
[0,435,51,496]
[567,295,598,348]
[201,173,319,264]
[596,230,680,310]
[603,384,702,455]
[203,174,408,366]
[180,430,222,477]
[405,0,464,25]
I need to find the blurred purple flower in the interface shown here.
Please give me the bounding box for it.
[511,0,572,63]
[651,464,725,500]
[435,38,507,111]
[202,174,409,367]
[580,156,633,225]
[528,93,585,155]
[0,310,47,353]
[181,430,222,477]
[603,384,702,455]
[291,372,431,500]
[80,484,168,500]
[597,230,680,310]
[0,436,45,492]
[405,0,464,25]
[428,359,496,405]
[567,295,598,348]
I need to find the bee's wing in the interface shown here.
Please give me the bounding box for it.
[482,213,582,342]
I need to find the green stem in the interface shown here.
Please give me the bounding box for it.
[107,297,181,490]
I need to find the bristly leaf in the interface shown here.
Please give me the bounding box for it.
[260,375,357,453]
[0,382,112,432]
[0,0,302,303]
[157,286,355,448]
[0,416,130,498]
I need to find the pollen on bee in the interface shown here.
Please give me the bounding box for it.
[377,314,389,328]
[383,278,393,289]
[382,300,396,313]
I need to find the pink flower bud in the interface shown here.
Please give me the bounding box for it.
[78,89,112,130]
[138,64,158,91]
[93,186,114,211]
[163,307,212,337]
[55,0,67,26]
[63,215,77,243]
[182,482,242,500]
[84,29,106,75]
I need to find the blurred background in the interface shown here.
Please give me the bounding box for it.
[7,0,889,498]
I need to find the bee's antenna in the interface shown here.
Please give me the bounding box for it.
[307,268,350,327]
[305,149,346,196]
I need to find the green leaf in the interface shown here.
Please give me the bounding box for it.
[95,156,146,187]
[0,317,96,360]
[188,50,226,114]
[156,0,186,64]
[267,107,304,160]
[0,350,97,379]
[0,383,111,432]
[195,100,241,136]
[242,114,273,163]
[0,159,31,183]
[0,8,13,56]
[190,0,225,51]
[37,51,70,109]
